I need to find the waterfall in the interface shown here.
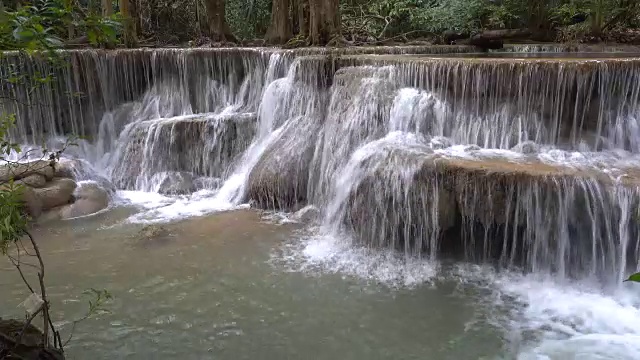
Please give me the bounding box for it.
[3,46,640,284]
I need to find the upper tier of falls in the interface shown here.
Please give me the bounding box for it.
[2,45,640,284]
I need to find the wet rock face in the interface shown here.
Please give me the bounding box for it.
[59,181,110,219]
[155,172,195,195]
[342,150,458,253]
[110,113,256,191]
[245,115,322,210]
[290,205,321,223]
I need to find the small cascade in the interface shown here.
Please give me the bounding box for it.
[233,52,640,284]
[4,46,640,284]
[107,112,256,191]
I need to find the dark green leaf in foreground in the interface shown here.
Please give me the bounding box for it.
[623,273,640,283]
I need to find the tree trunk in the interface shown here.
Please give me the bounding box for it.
[590,0,604,37]
[204,0,236,42]
[131,0,142,38]
[120,0,138,47]
[308,0,339,45]
[297,0,309,37]
[101,0,112,16]
[65,0,75,40]
[265,0,292,44]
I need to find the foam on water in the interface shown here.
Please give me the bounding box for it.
[495,274,640,359]
[276,232,640,359]
[115,190,246,224]
[277,232,438,288]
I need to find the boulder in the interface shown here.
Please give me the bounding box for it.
[155,172,195,195]
[15,174,47,188]
[53,158,117,194]
[290,205,321,223]
[59,181,110,219]
[53,159,80,179]
[245,115,321,210]
[33,178,77,210]
[0,183,43,218]
[0,160,54,183]
[20,186,44,218]
[0,318,65,360]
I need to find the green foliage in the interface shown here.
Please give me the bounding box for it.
[0,180,28,254]
[81,13,123,46]
[0,0,65,50]
[624,273,640,283]
[226,0,271,40]
[0,0,123,50]
[342,0,639,42]
[0,116,28,254]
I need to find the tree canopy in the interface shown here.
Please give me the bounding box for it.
[1,0,638,48]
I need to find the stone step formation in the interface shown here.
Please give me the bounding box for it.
[3,45,640,283]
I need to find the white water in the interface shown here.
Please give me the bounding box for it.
[5,49,640,358]
[274,232,640,359]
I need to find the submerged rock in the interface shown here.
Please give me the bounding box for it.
[131,225,173,248]
[58,181,110,219]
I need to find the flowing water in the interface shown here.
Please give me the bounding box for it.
[2,46,640,359]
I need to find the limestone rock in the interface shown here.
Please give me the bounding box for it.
[59,181,110,219]
[155,172,195,195]
[0,183,43,218]
[34,178,77,210]
[193,176,222,190]
[109,113,256,190]
[0,160,54,183]
[245,115,321,210]
[291,205,321,223]
[53,159,80,179]
[15,174,47,188]
[341,143,459,253]
[511,141,539,154]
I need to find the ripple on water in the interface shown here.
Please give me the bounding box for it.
[275,232,640,360]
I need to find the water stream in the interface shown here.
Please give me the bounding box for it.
[2,46,640,358]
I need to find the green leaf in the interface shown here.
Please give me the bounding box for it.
[624,273,640,283]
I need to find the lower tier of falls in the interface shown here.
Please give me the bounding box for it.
[3,46,640,285]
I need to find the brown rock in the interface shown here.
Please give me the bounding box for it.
[34,178,77,210]
[0,184,43,218]
[0,160,54,183]
[15,174,47,188]
[59,182,110,219]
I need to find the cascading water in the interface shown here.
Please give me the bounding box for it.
[4,46,640,358]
